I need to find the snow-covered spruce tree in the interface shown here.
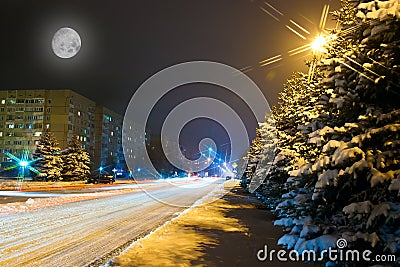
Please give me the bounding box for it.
[253,70,325,211]
[242,128,262,185]
[248,113,279,204]
[275,0,400,263]
[32,130,63,181]
[61,135,91,181]
[331,0,359,27]
[268,68,330,222]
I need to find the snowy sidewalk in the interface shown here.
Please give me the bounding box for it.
[111,185,309,267]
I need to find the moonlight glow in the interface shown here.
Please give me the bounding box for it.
[52,27,81,59]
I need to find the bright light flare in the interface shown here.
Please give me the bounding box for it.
[311,35,328,53]
[19,161,29,167]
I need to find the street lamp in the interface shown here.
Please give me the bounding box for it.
[98,166,104,184]
[19,160,29,168]
[311,35,327,53]
[18,160,29,180]
[309,33,336,82]
[112,168,117,181]
[311,33,337,54]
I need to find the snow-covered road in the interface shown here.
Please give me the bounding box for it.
[0,178,225,267]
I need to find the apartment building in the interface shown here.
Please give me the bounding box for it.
[0,89,125,172]
[93,106,125,171]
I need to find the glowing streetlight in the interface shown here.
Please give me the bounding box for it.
[311,35,327,53]
[19,161,29,168]
[18,160,29,182]
[311,33,337,54]
[98,166,104,184]
[309,33,336,82]
[112,168,117,181]
[2,150,42,188]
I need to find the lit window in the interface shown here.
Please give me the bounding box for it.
[0,132,2,137]
[46,124,50,129]
[1,100,5,104]
[34,132,42,137]
[111,131,114,136]
[84,137,87,141]
[77,111,81,116]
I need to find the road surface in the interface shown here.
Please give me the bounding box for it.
[0,178,225,267]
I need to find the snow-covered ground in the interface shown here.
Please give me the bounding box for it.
[0,178,226,267]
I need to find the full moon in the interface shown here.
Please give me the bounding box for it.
[52,27,81,59]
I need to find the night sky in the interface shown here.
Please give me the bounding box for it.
[0,0,338,115]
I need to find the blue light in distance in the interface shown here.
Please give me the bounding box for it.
[19,161,29,167]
